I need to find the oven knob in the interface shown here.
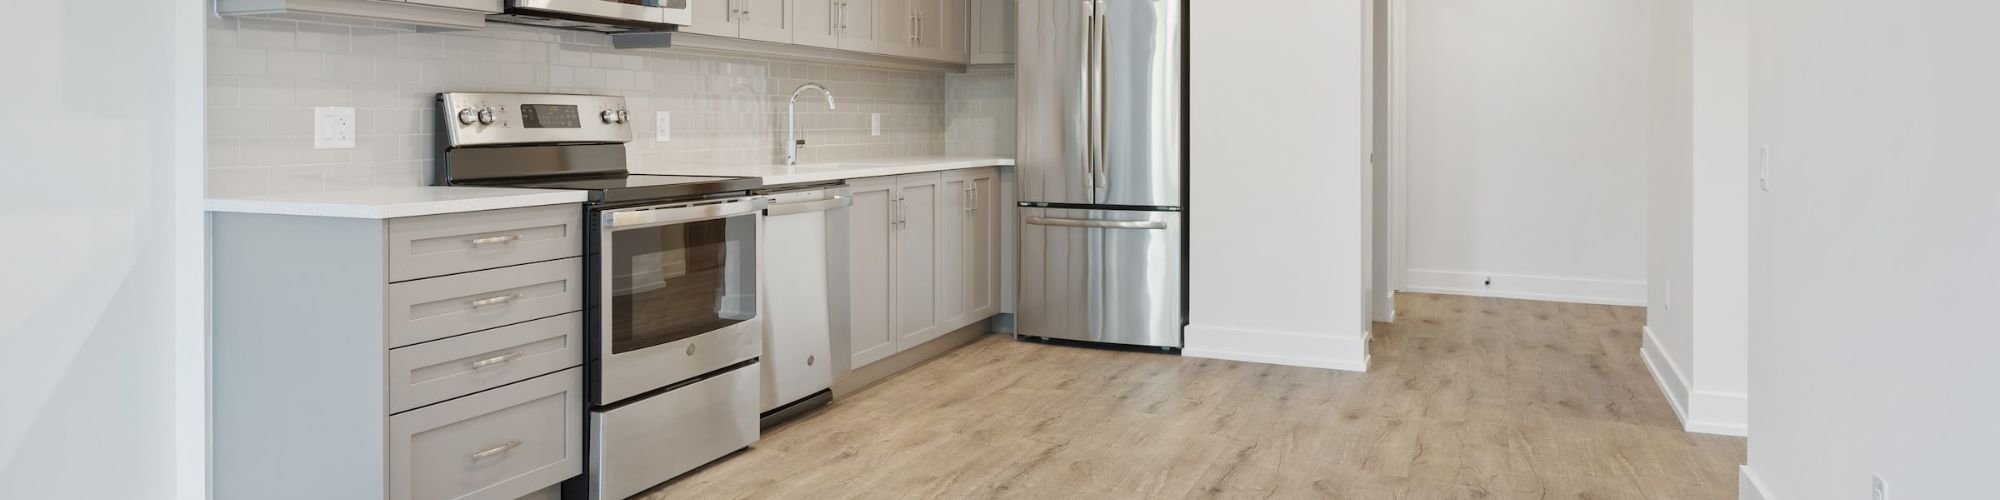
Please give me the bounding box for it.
[456,108,478,125]
[616,109,629,124]
[477,107,497,125]
[601,109,619,124]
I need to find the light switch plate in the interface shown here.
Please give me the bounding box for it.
[314,106,356,149]
[655,111,671,142]
[870,113,882,137]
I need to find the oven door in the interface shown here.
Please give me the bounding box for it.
[595,196,766,406]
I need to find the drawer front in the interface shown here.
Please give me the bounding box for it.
[389,368,583,500]
[591,363,760,500]
[388,205,582,283]
[388,312,584,414]
[388,258,583,348]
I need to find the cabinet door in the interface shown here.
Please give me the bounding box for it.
[910,0,946,60]
[835,0,878,53]
[937,172,973,330]
[846,177,898,368]
[873,0,916,57]
[892,173,943,349]
[739,0,793,43]
[969,0,1015,64]
[683,0,741,37]
[936,0,969,63]
[968,168,1001,319]
[795,0,840,48]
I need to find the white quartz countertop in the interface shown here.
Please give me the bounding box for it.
[205,186,589,219]
[634,156,1015,186]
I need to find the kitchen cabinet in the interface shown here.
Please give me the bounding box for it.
[969,0,1015,64]
[846,177,899,367]
[929,0,970,63]
[216,0,497,30]
[686,0,793,43]
[873,0,919,57]
[939,168,1000,329]
[211,204,586,500]
[891,173,945,349]
[794,0,841,49]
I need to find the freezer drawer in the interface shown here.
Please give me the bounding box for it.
[1016,207,1182,348]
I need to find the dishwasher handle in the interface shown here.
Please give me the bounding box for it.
[766,195,852,216]
[1025,216,1168,230]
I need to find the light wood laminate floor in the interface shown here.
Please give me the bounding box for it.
[637,293,1746,499]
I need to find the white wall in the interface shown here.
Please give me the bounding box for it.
[1186,0,1372,371]
[1402,0,1650,306]
[1641,0,1750,438]
[0,1,205,499]
[1744,1,2000,498]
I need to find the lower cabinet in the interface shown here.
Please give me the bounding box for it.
[847,168,1003,370]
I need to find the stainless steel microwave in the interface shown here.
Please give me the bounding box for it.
[494,0,692,32]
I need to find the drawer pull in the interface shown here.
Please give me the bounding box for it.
[469,352,519,369]
[469,440,522,461]
[469,294,519,308]
[469,234,522,246]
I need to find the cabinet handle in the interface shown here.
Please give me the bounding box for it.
[962,186,973,214]
[970,185,978,213]
[470,441,521,461]
[469,294,519,308]
[470,352,519,369]
[896,197,907,226]
[909,15,918,42]
[469,234,521,246]
[830,0,839,34]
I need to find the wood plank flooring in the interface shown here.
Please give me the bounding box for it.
[636,293,1746,499]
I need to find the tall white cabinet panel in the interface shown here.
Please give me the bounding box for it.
[846,177,898,368]
[739,0,794,43]
[970,0,1015,64]
[891,172,944,348]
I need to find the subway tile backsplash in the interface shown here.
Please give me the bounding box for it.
[206,16,969,197]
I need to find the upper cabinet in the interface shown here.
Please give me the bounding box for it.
[216,0,500,30]
[685,0,792,43]
[689,0,968,64]
[969,0,1015,65]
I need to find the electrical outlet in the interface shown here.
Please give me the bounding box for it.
[654,111,671,142]
[1874,475,1889,500]
[870,113,882,136]
[314,106,356,149]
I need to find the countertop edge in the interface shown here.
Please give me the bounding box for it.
[205,190,590,220]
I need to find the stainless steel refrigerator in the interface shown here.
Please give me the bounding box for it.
[1016,0,1184,348]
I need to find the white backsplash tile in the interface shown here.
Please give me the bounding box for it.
[207,18,991,197]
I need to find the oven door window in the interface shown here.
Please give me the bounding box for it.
[609,212,757,355]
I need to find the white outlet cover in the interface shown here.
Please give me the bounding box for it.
[655,111,671,142]
[314,106,356,150]
[870,113,882,136]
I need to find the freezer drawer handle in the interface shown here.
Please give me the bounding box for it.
[765,195,852,216]
[1026,217,1168,230]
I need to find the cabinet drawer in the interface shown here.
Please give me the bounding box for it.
[388,312,584,414]
[387,258,583,348]
[389,368,583,500]
[388,205,581,283]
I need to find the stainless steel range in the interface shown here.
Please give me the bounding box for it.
[436,92,764,500]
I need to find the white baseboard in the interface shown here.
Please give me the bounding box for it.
[1405,269,1645,306]
[1642,326,1750,437]
[1640,326,1692,423]
[1183,324,1370,372]
[1739,465,1774,500]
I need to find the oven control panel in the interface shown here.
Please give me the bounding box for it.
[439,92,631,147]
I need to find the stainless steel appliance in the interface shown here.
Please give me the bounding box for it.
[436,92,765,500]
[1016,0,1186,349]
[491,0,693,33]
[756,183,850,427]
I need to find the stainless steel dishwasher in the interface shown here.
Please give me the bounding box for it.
[757,182,851,426]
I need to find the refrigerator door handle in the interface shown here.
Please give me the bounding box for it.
[1081,0,1097,190]
[1093,0,1109,191]
[1026,217,1167,230]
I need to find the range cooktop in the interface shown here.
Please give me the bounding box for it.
[476,174,765,204]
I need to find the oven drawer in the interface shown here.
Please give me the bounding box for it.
[388,312,583,414]
[388,204,582,283]
[387,258,583,348]
[389,368,583,500]
[591,362,759,500]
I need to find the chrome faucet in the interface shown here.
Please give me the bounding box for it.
[787,83,837,166]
